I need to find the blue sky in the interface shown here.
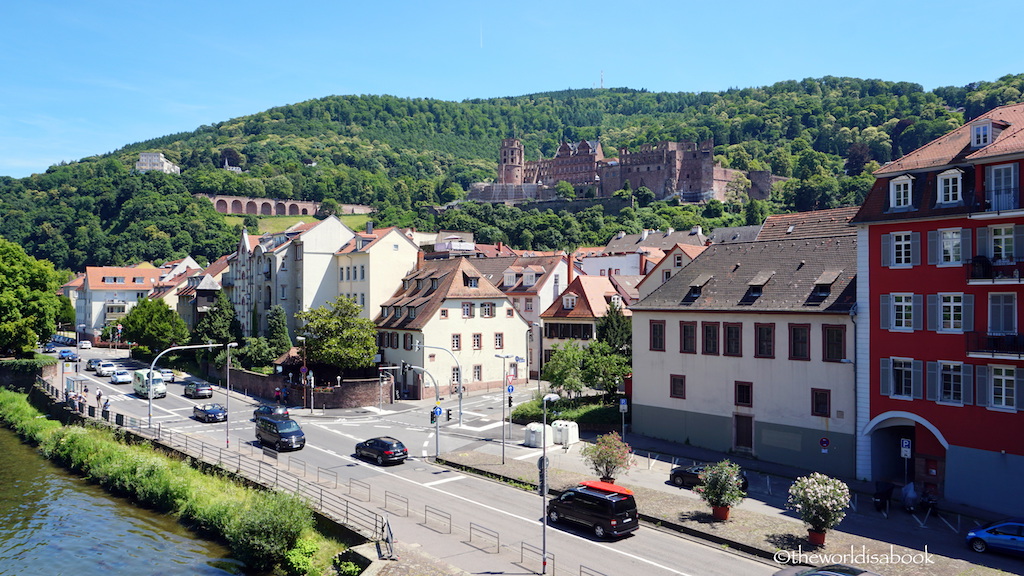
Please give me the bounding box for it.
[2,0,1020,178]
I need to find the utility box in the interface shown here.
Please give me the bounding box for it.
[524,422,553,447]
[551,420,579,446]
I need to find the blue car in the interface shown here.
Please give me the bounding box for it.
[57,349,78,361]
[967,518,1024,555]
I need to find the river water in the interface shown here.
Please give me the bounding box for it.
[0,426,242,575]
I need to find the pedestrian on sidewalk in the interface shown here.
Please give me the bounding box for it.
[102,398,110,412]
[282,387,289,405]
[274,388,281,404]
[96,389,103,408]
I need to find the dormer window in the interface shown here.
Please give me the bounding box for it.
[523,272,536,286]
[416,279,423,290]
[746,270,774,300]
[610,294,622,307]
[431,278,438,289]
[688,273,713,299]
[464,275,479,288]
[504,273,517,286]
[407,306,416,319]
[889,175,914,210]
[937,169,963,205]
[972,122,991,148]
[813,270,841,298]
[563,294,577,309]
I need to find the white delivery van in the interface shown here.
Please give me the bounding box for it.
[132,369,167,398]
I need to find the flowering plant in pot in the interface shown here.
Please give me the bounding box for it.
[693,460,746,520]
[580,431,633,483]
[786,472,850,544]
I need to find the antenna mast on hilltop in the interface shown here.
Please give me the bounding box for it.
[600,70,604,89]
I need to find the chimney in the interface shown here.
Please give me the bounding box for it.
[566,254,574,286]
[617,231,625,239]
[690,225,703,236]
[666,227,674,236]
[641,230,650,241]
[366,221,374,234]
[498,241,504,253]
[416,250,424,270]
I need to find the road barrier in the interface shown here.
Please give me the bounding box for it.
[384,490,409,517]
[468,522,500,553]
[423,505,452,534]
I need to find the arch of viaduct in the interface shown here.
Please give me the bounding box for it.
[197,194,373,217]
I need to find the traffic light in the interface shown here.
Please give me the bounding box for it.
[446,408,452,421]
[508,395,513,408]
[401,361,407,373]
[430,410,436,424]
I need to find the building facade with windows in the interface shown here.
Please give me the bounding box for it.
[538,274,632,368]
[74,266,167,341]
[852,103,1024,515]
[630,234,858,477]
[375,258,528,400]
[335,223,421,320]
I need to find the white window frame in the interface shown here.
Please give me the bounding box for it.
[892,293,914,330]
[892,358,914,398]
[939,229,961,265]
[991,225,1015,264]
[940,293,964,332]
[937,169,963,204]
[890,175,913,209]
[504,273,516,286]
[893,232,913,266]
[462,302,475,318]
[939,362,963,404]
[563,295,577,309]
[972,122,991,147]
[991,365,1016,409]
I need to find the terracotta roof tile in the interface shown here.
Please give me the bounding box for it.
[756,207,858,241]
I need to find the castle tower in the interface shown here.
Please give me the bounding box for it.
[498,138,524,185]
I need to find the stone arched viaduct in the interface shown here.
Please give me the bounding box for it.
[196,194,372,216]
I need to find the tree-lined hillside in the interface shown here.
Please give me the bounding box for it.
[2,74,1024,271]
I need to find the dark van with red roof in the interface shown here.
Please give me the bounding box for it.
[547,480,639,538]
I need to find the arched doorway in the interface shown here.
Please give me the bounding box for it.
[864,412,947,499]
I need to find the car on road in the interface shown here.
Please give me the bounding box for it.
[184,382,213,399]
[85,358,102,371]
[193,403,227,423]
[669,463,749,492]
[966,518,1024,555]
[772,564,883,576]
[253,404,288,420]
[547,480,639,539]
[110,369,132,384]
[255,414,305,451]
[355,436,409,465]
[158,368,175,383]
[57,349,78,361]
[96,362,116,377]
[78,340,92,349]
[43,342,56,353]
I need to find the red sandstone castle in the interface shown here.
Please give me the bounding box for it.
[471,138,782,204]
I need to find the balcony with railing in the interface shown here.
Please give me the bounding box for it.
[967,331,1024,358]
[985,186,1020,212]
[967,255,1024,283]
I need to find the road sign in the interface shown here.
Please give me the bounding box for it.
[432,406,442,417]
[900,438,911,459]
[819,437,830,449]
[507,384,514,394]
[300,366,308,374]
[537,455,548,470]
[619,398,628,413]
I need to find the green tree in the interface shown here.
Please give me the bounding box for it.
[581,341,631,396]
[580,432,634,482]
[596,300,631,357]
[0,238,63,356]
[555,180,576,200]
[121,298,189,352]
[239,336,276,368]
[265,305,292,357]
[295,296,377,373]
[744,198,770,225]
[191,290,242,346]
[540,340,586,397]
[634,186,655,207]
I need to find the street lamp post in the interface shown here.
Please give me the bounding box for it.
[147,343,223,428]
[410,365,440,459]
[224,342,238,448]
[541,392,559,575]
[495,353,514,464]
[527,321,540,392]
[296,336,308,412]
[415,341,463,426]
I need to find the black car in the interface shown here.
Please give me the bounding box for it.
[355,436,409,465]
[547,480,639,539]
[253,404,289,420]
[43,342,56,353]
[255,414,305,451]
[670,464,749,492]
[85,358,102,371]
[193,403,227,423]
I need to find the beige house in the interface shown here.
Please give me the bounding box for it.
[335,223,421,319]
[376,258,528,400]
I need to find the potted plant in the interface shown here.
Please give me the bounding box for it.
[693,460,746,520]
[580,431,633,483]
[786,472,851,545]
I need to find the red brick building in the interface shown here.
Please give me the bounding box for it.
[852,103,1024,515]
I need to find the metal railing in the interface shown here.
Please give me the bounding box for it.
[966,331,1024,356]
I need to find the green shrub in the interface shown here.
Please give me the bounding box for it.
[225,490,314,571]
[334,559,362,576]
[283,538,319,576]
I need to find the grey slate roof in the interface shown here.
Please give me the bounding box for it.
[707,224,762,244]
[631,236,857,314]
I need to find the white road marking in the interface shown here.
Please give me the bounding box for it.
[422,475,465,487]
[458,420,504,432]
[514,449,543,461]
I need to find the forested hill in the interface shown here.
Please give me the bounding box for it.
[2,74,1024,273]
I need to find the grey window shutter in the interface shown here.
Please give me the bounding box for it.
[912,294,924,331]
[976,366,989,407]
[926,361,938,401]
[879,295,891,329]
[963,365,973,405]
[964,294,974,332]
[910,232,921,266]
[976,227,989,258]
[961,229,972,264]
[1017,371,1024,411]
[912,360,924,399]
[881,234,892,267]
[927,231,938,265]
[880,358,892,396]
[927,294,938,331]
[1015,225,1024,260]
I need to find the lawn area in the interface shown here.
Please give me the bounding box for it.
[224,213,372,234]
